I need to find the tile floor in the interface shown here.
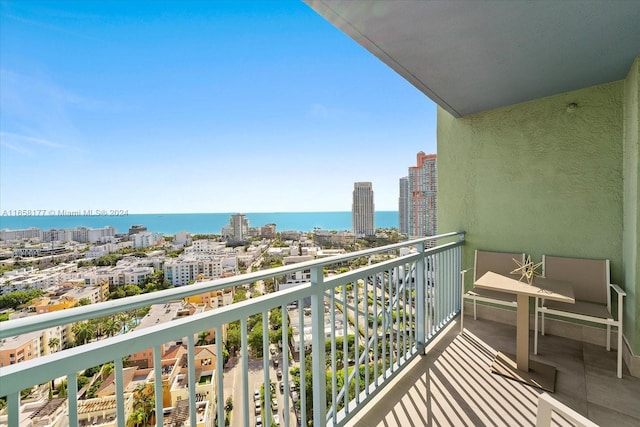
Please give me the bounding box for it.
[345,316,640,427]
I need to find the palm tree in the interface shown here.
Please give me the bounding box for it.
[71,321,95,345]
[90,317,104,338]
[103,318,121,337]
[197,331,209,346]
[48,337,60,353]
[127,383,154,426]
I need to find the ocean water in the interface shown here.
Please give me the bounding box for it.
[0,211,399,235]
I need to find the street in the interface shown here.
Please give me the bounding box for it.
[225,346,299,427]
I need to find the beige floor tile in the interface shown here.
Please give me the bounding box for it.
[344,316,640,427]
[587,403,640,427]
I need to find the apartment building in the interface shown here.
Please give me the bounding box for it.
[82,265,154,287]
[0,331,41,367]
[130,231,163,249]
[407,152,437,237]
[352,181,375,237]
[0,268,67,295]
[260,223,277,238]
[313,229,355,247]
[398,176,409,234]
[222,213,249,242]
[164,255,223,287]
[173,231,192,247]
[0,227,41,241]
[186,239,227,254]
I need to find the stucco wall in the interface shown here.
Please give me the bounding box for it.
[437,80,632,343]
[623,57,639,354]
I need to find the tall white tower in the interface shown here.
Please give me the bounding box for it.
[352,182,375,237]
[399,177,409,234]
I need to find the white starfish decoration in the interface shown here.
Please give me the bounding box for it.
[511,255,542,285]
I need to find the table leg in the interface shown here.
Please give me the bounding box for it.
[516,294,529,372]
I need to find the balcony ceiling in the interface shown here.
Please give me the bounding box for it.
[306,0,640,117]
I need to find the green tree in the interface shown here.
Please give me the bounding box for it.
[103,318,121,337]
[72,321,95,345]
[0,289,44,310]
[233,287,247,303]
[77,375,90,390]
[109,288,126,299]
[143,269,167,289]
[226,324,241,354]
[48,337,60,353]
[123,284,142,296]
[102,362,115,379]
[57,381,67,398]
[78,297,92,306]
[127,383,154,427]
[248,320,264,356]
[197,331,209,346]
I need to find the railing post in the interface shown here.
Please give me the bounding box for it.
[310,264,327,427]
[7,392,18,427]
[415,241,426,353]
[115,357,125,427]
[153,345,163,425]
[216,325,225,427]
[187,334,197,427]
[67,372,78,426]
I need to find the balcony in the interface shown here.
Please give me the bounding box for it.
[345,317,640,426]
[1,233,464,427]
[1,231,639,426]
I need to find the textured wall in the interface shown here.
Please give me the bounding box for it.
[437,80,631,339]
[623,58,639,354]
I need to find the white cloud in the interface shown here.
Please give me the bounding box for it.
[0,131,65,149]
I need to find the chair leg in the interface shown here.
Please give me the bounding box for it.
[534,306,539,355]
[606,325,611,351]
[541,312,545,336]
[617,325,623,378]
[473,300,477,320]
[460,298,465,333]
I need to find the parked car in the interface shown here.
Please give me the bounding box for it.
[256,415,262,427]
[276,369,282,380]
[279,381,284,393]
[273,414,280,425]
[254,389,260,401]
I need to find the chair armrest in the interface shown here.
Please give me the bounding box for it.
[610,283,626,297]
[461,268,474,293]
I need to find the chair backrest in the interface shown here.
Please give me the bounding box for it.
[474,250,526,282]
[542,255,609,304]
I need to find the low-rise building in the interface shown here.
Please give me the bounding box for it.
[313,229,355,247]
[131,231,163,249]
[164,255,224,287]
[0,330,42,367]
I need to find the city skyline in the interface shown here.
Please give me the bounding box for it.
[0,1,437,215]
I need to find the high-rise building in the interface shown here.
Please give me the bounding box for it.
[222,213,249,242]
[352,182,375,237]
[398,177,409,234]
[407,152,437,237]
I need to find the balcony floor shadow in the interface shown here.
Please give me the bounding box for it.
[346,316,640,427]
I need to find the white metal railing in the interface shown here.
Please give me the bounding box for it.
[536,393,599,427]
[0,231,464,427]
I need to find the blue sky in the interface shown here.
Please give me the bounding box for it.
[0,1,436,214]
